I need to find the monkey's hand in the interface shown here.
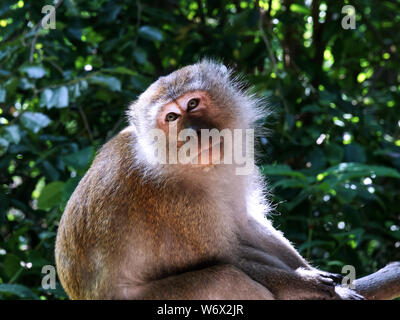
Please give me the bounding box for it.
[310,268,343,285]
[291,267,338,299]
[294,268,364,300]
[309,269,364,299]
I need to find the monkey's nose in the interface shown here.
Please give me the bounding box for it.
[183,119,213,135]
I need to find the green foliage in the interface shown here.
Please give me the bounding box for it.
[0,0,400,299]
[0,283,39,299]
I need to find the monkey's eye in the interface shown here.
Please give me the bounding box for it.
[187,98,200,111]
[165,112,179,122]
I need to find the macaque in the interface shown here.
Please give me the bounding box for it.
[55,60,363,300]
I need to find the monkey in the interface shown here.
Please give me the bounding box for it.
[55,59,363,300]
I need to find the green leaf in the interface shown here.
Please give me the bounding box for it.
[62,176,81,203]
[4,77,18,96]
[27,251,51,270]
[64,0,79,15]
[3,253,20,278]
[37,181,64,210]
[20,65,46,79]
[326,260,346,267]
[0,87,6,102]
[224,10,251,33]
[20,112,51,133]
[19,78,34,90]
[301,104,321,113]
[0,70,11,76]
[89,75,121,92]
[285,189,310,211]
[133,47,148,65]
[41,87,69,109]
[130,74,152,90]
[272,178,308,189]
[108,67,136,76]
[289,4,310,14]
[298,240,334,252]
[38,231,57,240]
[0,284,40,299]
[40,88,53,108]
[63,146,93,170]
[323,162,400,180]
[0,0,14,16]
[0,137,9,154]
[3,125,21,144]
[139,26,164,42]
[336,186,357,203]
[40,160,60,181]
[260,164,307,179]
[53,86,69,108]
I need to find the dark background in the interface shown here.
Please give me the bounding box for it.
[0,0,399,299]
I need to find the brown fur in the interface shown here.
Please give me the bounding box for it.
[56,128,240,299]
[56,60,364,300]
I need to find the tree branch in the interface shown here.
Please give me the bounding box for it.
[353,262,400,300]
[257,4,290,115]
[78,106,94,143]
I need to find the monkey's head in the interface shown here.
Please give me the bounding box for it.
[127,59,265,175]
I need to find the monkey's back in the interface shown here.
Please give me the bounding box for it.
[55,128,235,299]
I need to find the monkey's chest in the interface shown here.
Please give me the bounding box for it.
[160,213,231,257]
[127,207,235,280]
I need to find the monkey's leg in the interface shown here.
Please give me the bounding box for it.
[116,264,275,300]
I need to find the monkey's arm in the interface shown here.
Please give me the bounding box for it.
[239,217,313,270]
[235,217,365,299]
[115,265,274,300]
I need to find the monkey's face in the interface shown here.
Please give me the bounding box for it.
[129,60,261,172]
[156,90,234,166]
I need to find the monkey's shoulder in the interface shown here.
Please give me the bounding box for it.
[93,126,137,170]
[63,127,143,217]
[58,127,145,253]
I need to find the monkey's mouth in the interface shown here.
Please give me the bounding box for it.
[185,130,224,166]
[197,136,224,165]
[172,133,224,166]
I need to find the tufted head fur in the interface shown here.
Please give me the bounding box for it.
[128,59,264,130]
